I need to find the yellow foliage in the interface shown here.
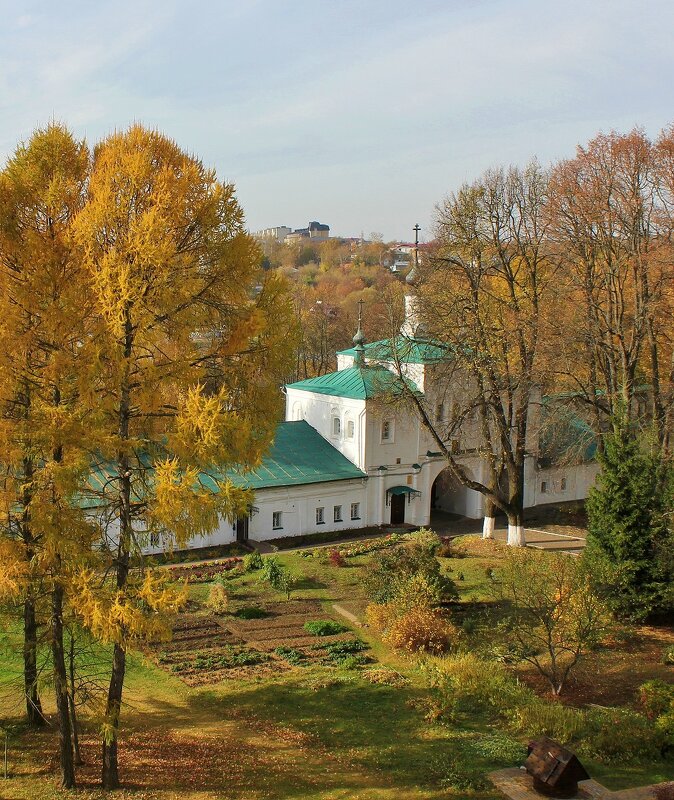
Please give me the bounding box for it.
[383,607,453,654]
[206,583,228,614]
[0,540,29,599]
[72,568,187,647]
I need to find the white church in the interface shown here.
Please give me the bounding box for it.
[141,286,599,553]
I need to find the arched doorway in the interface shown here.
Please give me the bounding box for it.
[431,467,482,519]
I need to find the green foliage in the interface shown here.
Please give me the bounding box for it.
[313,639,367,656]
[426,653,670,764]
[259,557,298,599]
[312,638,369,667]
[187,648,269,671]
[586,418,674,619]
[233,606,268,620]
[492,548,612,695]
[663,645,674,665]
[274,646,307,666]
[243,551,264,572]
[362,538,457,605]
[303,619,349,636]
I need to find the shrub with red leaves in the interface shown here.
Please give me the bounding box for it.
[328,549,346,567]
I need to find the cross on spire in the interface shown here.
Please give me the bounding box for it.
[353,299,366,365]
[413,223,420,270]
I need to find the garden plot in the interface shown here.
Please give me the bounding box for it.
[224,599,372,668]
[154,599,372,683]
[153,611,278,686]
[225,599,348,650]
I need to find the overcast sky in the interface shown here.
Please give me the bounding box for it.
[1,0,673,241]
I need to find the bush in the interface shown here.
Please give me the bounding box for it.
[436,537,456,558]
[233,606,268,619]
[328,549,346,567]
[638,679,674,719]
[410,528,441,555]
[426,653,532,720]
[663,645,674,665]
[363,539,457,604]
[365,601,399,633]
[383,607,453,654]
[315,638,367,657]
[243,550,263,572]
[303,619,349,636]
[260,557,298,599]
[206,583,228,614]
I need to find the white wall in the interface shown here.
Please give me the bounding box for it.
[285,388,367,470]
[526,462,600,508]
[247,479,368,540]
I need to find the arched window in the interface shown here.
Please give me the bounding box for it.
[332,416,341,437]
[346,419,355,439]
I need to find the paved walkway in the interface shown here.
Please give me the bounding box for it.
[492,527,586,554]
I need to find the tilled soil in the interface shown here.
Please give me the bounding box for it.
[153,598,364,685]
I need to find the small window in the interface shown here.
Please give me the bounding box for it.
[346,419,355,439]
[396,457,401,464]
[273,511,283,529]
[540,481,547,494]
[150,532,160,547]
[560,478,567,491]
[332,417,341,436]
[316,506,325,525]
[381,419,393,441]
[333,505,342,522]
[436,403,444,422]
[350,502,360,520]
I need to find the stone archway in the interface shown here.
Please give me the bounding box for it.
[431,466,483,519]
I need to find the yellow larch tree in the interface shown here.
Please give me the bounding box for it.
[72,125,295,789]
[0,124,99,787]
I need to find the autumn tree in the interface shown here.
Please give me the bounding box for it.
[493,548,612,696]
[406,163,552,544]
[546,129,673,450]
[71,125,294,788]
[0,124,99,787]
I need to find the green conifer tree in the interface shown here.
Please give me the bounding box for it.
[586,416,673,619]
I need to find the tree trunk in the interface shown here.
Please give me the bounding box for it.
[102,302,132,791]
[51,582,76,788]
[68,633,83,766]
[102,642,126,789]
[506,513,525,547]
[23,597,45,726]
[482,499,495,539]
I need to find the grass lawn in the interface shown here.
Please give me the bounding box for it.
[1,535,672,799]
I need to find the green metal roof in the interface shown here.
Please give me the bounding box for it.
[287,364,419,400]
[337,336,451,365]
[221,421,366,489]
[82,421,366,506]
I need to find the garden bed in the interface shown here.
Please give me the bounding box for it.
[154,598,371,683]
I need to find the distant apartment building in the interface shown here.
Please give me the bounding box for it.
[253,221,330,245]
[284,221,330,244]
[254,225,292,243]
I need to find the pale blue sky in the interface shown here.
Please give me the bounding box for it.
[1,1,672,241]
